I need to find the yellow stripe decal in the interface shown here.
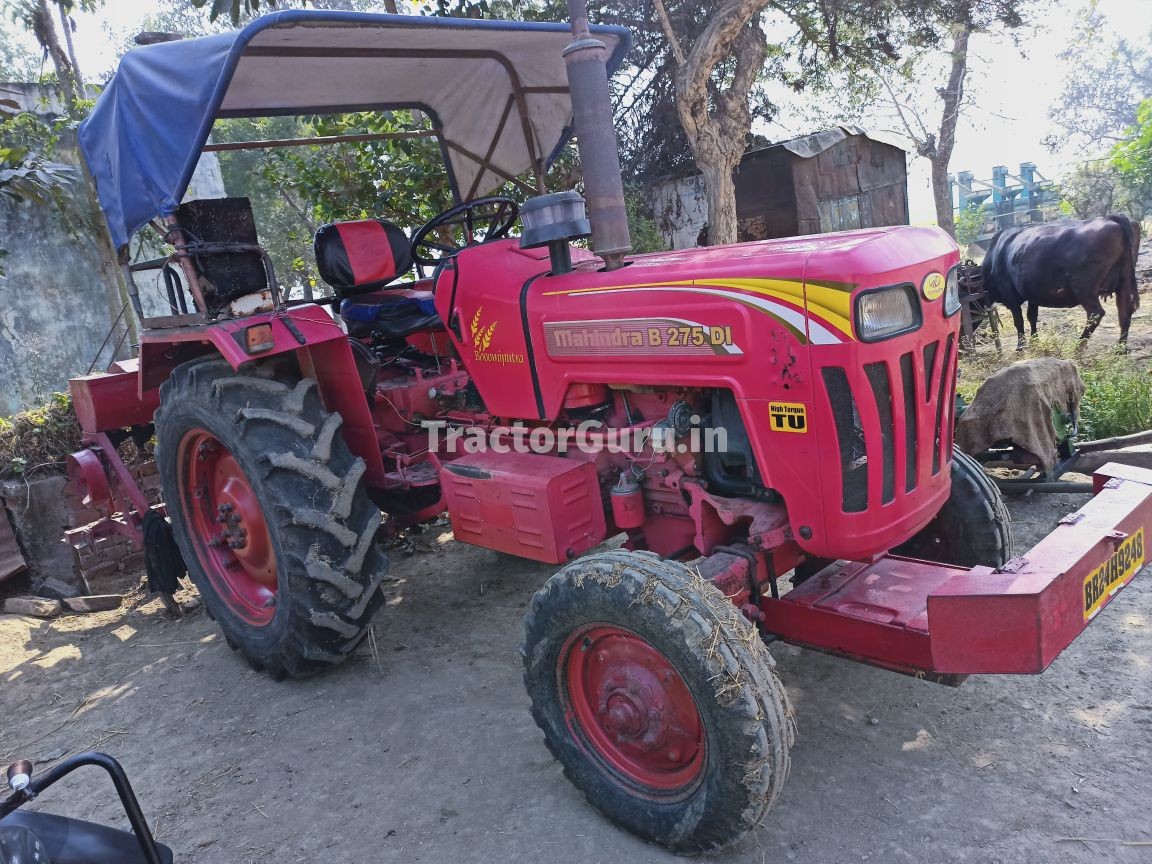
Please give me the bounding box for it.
[543,277,857,341]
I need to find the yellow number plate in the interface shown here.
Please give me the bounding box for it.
[1083,528,1145,620]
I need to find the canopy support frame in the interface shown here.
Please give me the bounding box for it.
[242,45,547,196]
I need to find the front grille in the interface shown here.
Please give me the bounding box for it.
[821,336,955,514]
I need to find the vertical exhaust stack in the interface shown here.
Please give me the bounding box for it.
[564,0,632,270]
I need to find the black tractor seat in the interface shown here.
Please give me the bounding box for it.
[314,217,444,339]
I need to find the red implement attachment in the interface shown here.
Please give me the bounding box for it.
[69,358,160,434]
[758,463,1152,677]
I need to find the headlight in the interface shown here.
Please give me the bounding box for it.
[943,266,961,317]
[854,285,922,342]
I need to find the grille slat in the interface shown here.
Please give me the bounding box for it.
[864,362,896,504]
[931,334,955,476]
[822,366,868,513]
[899,352,917,493]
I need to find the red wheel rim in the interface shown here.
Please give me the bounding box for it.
[179,429,277,626]
[561,624,705,793]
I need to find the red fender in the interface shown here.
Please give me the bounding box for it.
[135,305,386,486]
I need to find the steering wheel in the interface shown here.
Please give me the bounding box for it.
[410,196,519,267]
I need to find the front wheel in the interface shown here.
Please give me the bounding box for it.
[893,447,1013,567]
[522,550,794,854]
[156,358,387,678]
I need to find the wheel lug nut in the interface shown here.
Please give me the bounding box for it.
[597,651,607,663]
[667,749,681,762]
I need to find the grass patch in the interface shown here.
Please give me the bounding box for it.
[0,392,82,480]
[958,332,1152,442]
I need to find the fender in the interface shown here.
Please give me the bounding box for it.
[136,305,387,485]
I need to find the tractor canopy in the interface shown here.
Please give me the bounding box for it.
[78,10,630,249]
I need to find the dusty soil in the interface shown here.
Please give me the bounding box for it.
[2,488,1151,864]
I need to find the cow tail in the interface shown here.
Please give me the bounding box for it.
[1108,214,1141,312]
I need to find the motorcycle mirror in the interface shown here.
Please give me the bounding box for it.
[5,761,31,793]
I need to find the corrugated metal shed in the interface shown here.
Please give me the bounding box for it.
[651,126,910,249]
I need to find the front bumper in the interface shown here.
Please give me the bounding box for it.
[759,462,1151,676]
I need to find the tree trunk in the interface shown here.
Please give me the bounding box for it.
[931,158,954,238]
[932,23,970,237]
[655,0,768,246]
[33,0,78,106]
[699,157,739,247]
[56,1,83,92]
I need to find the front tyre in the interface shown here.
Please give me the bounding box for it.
[522,550,794,854]
[156,358,387,678]
[893,446,1013,567]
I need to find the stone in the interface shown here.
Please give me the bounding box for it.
[121,551,146,573]
[35,576,81,600]
[3,596,62,618]
[63,594,124,613]
[82,561,119,580]
[2,475,82,590]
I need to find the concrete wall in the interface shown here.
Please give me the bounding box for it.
[0,83,225,418]
[650,174,709,250]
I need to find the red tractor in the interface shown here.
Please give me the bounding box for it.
[67,7,1150,853]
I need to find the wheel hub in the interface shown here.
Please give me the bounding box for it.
[563,625,704,792]
[180,429,278,625]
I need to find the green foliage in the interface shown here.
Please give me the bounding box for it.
[625,187,666,253]
[1079,358,1152,441]
[0,392,81,480]
[952,204,985,247]
[0,94,77,276]
[191,0,275,26]
[1112,98,1152,190]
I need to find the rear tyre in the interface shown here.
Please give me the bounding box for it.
[522,550,794,854]
[893,446,1013,567]
[156,358,387,678]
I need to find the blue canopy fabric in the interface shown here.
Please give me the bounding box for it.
[79,10,630,249]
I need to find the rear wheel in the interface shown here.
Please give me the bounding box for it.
[522,550,794,854]
[156,358,387,678]
[894,446,1013,567]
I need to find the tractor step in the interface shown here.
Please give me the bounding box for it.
[760,462,1152,677]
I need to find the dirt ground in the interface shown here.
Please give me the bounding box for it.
[2,486,1151,864]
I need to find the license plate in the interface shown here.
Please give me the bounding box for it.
[1083,528,1145,620]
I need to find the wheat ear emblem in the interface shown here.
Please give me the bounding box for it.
[480,322,498,351]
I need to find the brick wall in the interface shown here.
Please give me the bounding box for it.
[61,460,162,594]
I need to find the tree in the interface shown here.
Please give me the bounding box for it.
[0,93,77,277]
[605,0,998,245]
[797,0,1028,237]
[1059,159,1144,220]
[1112,98,1152,192]
[650,0,771,245]
[1046,7,1152,156]
[8,1,100,108]
[885,20,971,238]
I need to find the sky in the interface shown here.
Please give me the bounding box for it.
[10,0,1152,224]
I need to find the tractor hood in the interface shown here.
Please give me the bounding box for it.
[79,10,629,249]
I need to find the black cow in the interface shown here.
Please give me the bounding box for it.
[980,214,1141,348]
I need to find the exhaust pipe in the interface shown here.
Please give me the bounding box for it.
[563,0,632,270]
